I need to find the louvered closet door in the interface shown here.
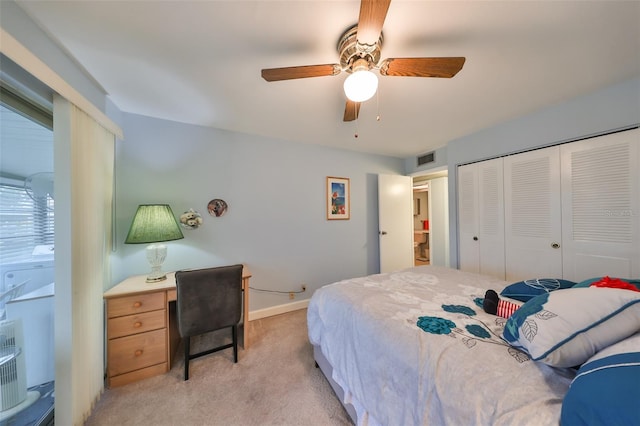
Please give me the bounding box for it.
[561,128,640,281]
[457,158,505,279]
[478,158,505,279]
[458,164,480,273]
[504,146,562,281]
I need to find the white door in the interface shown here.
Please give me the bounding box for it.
[561,128,640,281]
[478,158,505,279]
[378,174,414,273]
[504,146,563,281]
[428,176,450,267]
[457,164,480,273]
[457,159,504,279]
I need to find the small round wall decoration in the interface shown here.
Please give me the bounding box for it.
[207,199,228,217]
[179,208,203,230]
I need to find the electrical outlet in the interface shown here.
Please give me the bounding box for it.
[289,292,295,300]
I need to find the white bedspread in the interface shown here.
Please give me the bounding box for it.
[307,266,575,426]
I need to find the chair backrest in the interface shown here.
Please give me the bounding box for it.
[175,264,243,338]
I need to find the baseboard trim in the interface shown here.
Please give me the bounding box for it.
[248,299,309,321]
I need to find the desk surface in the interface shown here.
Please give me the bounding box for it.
[104,266,252,299]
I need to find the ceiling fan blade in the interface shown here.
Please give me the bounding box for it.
[343,100,361,122]
[380,57,466,78]
[261,64,340,81]
[357,0,391,46]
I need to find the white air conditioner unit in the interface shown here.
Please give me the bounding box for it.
[0,319,39,421]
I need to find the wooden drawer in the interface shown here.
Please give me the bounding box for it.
[107,310,166,339]
[108,328,167,377]
[108,363,168,388]
[107,292,165,318]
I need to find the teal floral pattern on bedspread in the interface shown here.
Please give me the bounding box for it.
[442,304,476,316]
[416,316,456,334]
[417,302,530,363]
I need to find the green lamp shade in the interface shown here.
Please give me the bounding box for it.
[125,204,184,244]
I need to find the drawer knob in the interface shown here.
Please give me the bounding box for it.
[133,301,142,308]
[134,349,143,357]
[133,322,142,328]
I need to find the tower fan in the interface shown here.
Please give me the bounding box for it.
[0,319,39,421]
[24,172,54,210]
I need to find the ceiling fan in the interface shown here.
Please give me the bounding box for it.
[261,0,465,122]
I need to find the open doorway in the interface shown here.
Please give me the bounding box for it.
[413,182,430,266]
[412,170,449,267]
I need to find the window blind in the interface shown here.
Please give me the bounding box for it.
[0,182,54,264]
[0,84,54,265]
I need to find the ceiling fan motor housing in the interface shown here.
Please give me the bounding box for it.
[338,24,383,73]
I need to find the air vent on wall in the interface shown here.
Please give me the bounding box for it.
[417,151,435,166]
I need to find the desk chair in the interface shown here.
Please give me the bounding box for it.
[175,265,243,381]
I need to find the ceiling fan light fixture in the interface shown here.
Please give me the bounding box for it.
[343,69,378,102]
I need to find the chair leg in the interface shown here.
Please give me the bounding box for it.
[184,337,190,381]
[232,325,238,363]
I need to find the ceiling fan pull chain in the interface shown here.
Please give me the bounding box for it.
[354,114,359,138]
[376,86,381,122]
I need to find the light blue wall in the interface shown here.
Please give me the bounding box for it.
[444,77,640,268]
[111,113,404,311]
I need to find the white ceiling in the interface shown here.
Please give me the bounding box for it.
[15,0,640,158]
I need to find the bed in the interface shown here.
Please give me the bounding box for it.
[307,265,640,425]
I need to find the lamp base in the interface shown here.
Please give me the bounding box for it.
[146,243,168,284]
[145,274,167,283]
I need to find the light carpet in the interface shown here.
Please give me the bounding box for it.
[85,308,352,426]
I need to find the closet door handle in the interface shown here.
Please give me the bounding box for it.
[380,231,387,235]
[551,242,560,249]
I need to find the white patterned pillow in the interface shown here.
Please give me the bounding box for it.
[502,287,640,367]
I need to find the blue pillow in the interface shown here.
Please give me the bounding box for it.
[573,276,640,290]
[561,333,640,425]
[500,278,575,302]
[502,287,640,367]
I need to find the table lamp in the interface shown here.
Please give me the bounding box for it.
[125,204,184,283]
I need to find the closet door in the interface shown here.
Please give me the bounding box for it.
[504,146,562,281]
[458,158,505,279]
[458,163,480,273]
[478,158,505,279]
[561,128,640,281]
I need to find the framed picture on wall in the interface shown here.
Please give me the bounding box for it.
[326,176,350,220]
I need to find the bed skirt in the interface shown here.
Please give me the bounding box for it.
[313,344,359,424]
